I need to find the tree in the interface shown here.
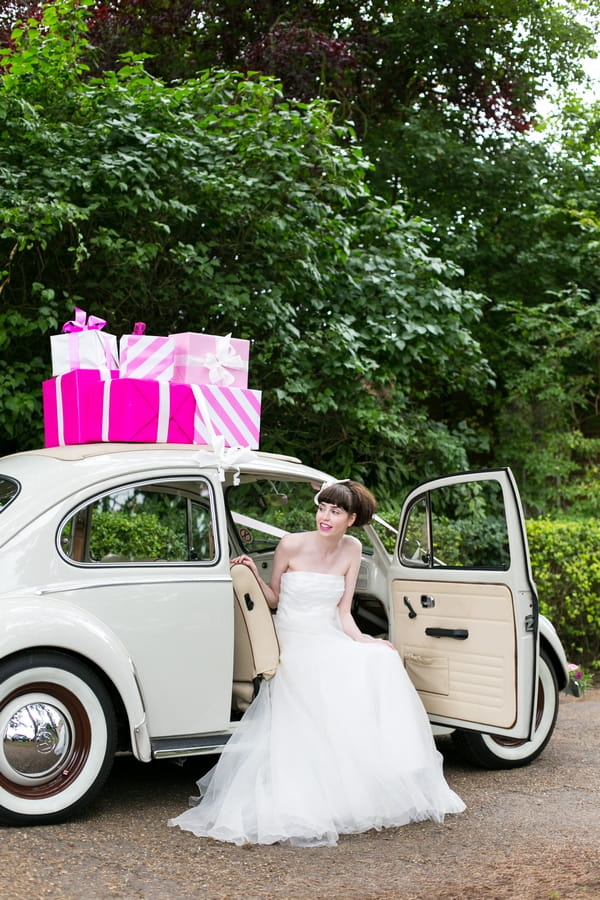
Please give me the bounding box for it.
[0,0,490,494]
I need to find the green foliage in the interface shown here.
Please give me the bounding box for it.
[1,0,600,517]
[0,300,59,447]
[0,2,490,494]
[490,289,600,514]
[89,509,185,560]
[527,517,600,666]
[0,0,94,102]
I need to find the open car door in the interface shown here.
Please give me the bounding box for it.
[390,469,539,741]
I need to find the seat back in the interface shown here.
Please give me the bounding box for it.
[231,563,280,711]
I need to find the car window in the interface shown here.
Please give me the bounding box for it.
[400,479,510,570]
[0,477,19,512]
[60,478,217,564]
[227,479,317,553]
[227,478,377,555]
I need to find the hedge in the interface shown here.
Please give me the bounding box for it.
[527,517,600,668]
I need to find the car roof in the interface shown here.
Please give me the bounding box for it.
[0,443,332,509]
[2,443,303,465]
[0,444,334,544]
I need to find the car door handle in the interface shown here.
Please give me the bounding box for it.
[425,627,469,640]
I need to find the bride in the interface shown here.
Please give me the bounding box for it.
[168,480,465,846]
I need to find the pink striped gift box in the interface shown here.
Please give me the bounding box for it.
[119,331,175,381]
[186,384,261,449]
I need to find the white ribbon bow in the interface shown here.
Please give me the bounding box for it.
[197,334,245,386]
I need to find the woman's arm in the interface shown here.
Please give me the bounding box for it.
[231,534,292,610]
[337,539,396,649]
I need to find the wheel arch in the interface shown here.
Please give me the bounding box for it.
[0,598,151,761]
[1,645,130,751]
[538,615,569,691]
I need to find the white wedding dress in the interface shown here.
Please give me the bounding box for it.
[168,571,465,846]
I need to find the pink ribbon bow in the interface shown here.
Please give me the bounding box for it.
[62,307,107,334]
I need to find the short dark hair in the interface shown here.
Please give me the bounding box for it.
[317,480,377,527]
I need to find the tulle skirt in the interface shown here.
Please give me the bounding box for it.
[168,590,465,847]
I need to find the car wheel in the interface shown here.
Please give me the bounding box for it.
[451,649,559,769]
[0,651,117,825]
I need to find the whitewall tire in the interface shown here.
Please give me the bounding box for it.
[0,652,117,825]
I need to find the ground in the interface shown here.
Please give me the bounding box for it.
[1,689,599,900]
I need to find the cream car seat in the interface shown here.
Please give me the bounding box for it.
[230,563,280,712]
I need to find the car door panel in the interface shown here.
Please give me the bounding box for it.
[392,579,517,728]
[52,474,236,738]
[390,469,538,739]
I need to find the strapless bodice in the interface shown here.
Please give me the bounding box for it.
[276,571,344,631]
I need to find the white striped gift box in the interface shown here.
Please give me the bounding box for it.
[119,333,175,380]
[190,384,261,449]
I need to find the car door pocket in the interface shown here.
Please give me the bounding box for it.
[402,650,449,695]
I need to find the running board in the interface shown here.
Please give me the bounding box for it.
[151,732,232,759]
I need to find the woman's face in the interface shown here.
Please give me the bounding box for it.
[316,502,356,537]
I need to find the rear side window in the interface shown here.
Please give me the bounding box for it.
[0,477,19,512]
[60,478,217,564]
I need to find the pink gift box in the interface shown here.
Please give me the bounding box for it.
[43,374,262,448]
[86,380,262,448]
[42,369,117,447]
[85,378,192,443]
[182,384,262,449]
[171,332,249,388]
[119,327,175,381]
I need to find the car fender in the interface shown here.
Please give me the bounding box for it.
[0,594,152,761]
[538,612,569,690]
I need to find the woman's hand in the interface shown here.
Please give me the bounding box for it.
[378,638,397,651]
[356,634,397,651]
[231,554,258,576]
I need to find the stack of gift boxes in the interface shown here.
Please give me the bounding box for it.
[42,309,262,449]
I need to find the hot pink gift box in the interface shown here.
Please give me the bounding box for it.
[43,374,262,448]
[171,332,250,388]
[42,369,117,447]
[85,378,192,443]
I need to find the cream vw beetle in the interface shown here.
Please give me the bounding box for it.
[0,443,568,825]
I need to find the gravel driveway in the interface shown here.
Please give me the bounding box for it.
[1,689,599,900]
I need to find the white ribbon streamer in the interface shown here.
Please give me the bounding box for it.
[55,375,65,446]
[190,384,256,483]
[156,381,170,442]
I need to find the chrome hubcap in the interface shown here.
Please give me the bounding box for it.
[1,695,72,785]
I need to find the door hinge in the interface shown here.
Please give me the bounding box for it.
[525,614,535,633]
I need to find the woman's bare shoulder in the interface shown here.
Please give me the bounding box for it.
[344,534,363,552]
[279,530,312,548]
